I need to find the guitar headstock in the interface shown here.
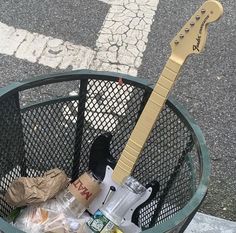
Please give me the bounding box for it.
[170,0,223,62]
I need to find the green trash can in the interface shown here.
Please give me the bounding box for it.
[0,70,210,233]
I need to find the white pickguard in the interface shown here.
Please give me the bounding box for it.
[88,166,152,232]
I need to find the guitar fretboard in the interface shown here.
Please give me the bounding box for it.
[111,0,223,184]
[112,56,183,184]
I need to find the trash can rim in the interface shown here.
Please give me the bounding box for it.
[0,69,149,98]
[0,69,210,233]
[143,98,210,232]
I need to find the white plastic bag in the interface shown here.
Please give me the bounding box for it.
[14,205,47,233]
[14,198,90,233]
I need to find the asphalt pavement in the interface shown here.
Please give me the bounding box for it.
[0,0,235,224]
[139,0,236,221]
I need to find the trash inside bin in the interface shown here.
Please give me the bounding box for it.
[0,70,210,233]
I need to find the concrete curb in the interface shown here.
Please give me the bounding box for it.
[185,212,236,233]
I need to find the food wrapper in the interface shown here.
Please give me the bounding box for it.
[14,199,84,233]
[43,213,90,233]
[14,205,55,233]
[43,213,70,233]
[14,198,90,233]
[5,168,68,207]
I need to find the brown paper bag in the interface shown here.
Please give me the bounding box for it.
[68,172,101,207]
[5,168,68,207]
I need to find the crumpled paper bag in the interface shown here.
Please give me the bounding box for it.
[5,168,68,207]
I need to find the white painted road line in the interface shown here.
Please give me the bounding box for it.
[87,0,160,131]
[0,0,160,131]
[92,0,160,76]
[0,22,95,70]
[0,0,160,75]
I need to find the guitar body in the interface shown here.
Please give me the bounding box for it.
[88,132,116,180]
[88,134,159,231]
[89,166,151,232]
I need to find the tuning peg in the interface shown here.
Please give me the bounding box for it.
[179,34,184,39]
[196,15,200,20]
[185,28,189,32]
[190,22,195,26]
[201,9,206,14]
[174,40,179,45]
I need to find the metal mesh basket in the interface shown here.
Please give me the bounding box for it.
[0,70,210,233]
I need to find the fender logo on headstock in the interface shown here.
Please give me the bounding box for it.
[193,35,201,51]
[193,15,210,51]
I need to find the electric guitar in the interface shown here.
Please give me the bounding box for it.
[88,0,223,231]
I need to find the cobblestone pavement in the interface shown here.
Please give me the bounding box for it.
[0,0,235,223]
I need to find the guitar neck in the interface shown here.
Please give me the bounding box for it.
[112,55,183,184]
